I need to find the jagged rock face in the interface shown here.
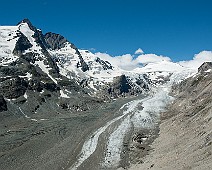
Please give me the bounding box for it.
[0,95,7,112]
[13,32,33,56]
[44,32,89,72]
[198,62,212,73]
[95,57,113,70]
[18,18,49,50]
[16,19,60,78]
[17,18,37,32]
[77,53,89,72]
[0,64,24,77]
[44,32,68,50]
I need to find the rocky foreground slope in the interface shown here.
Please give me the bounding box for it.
[129,62,212,170]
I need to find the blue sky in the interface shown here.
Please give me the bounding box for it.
[0,0,211,61]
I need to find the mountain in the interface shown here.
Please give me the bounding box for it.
[0,19,151,118]
[1,19,210,170]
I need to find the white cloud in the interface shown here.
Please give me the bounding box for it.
[136,54,171,65]
[179,51,212,69]
[95,52,138,70]
[95,52,171,70]
[94,50,212,71]
[135,48,144,54]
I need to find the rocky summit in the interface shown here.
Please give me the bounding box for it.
[0,19,211,170]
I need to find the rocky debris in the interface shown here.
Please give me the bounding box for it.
[58,79,81,92]
[0,77,28,99]
[0,95,7,112]
[58,94,103,112]
[0,65,23,77]
[198,62,212,73]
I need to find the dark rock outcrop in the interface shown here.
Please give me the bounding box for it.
[18,19,49,50]
[95,57,113,70]
[108,75,131,97]
[77,58,89,72]
[13,32,32,56]
[113,75,131,94]
[44,32,68,50]
[44,32,89,72]
[0,95,7,112]
[17,19,60,78]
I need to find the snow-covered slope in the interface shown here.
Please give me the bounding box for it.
[133,60,196,84]
[0,26,20,66]
[0,20,59,84]
[48,44,149,94]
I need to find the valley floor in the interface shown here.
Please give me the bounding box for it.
[0,95,145,170]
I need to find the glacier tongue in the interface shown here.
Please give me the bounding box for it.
[70,83,174,169]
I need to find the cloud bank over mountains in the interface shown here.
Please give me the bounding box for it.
[179,51,212,69]
[94,49,212,71]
